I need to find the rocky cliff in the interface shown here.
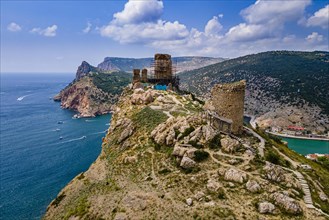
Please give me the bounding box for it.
[45,86,329,219]
[54,61,131,117]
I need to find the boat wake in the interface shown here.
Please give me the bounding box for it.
[85,119,95,122]
[59,136,86,144]
[90,130,107,135]
[17,94,31,101]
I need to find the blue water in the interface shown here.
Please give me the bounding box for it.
[281,137,329,155]
[0,73,111,220]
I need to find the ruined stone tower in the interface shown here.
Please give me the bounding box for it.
[211,80,246,134]
[154,54,172,79]
[133,69,141,83]
[141,69,148,83]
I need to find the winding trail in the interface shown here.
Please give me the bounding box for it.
[243,126,265,157]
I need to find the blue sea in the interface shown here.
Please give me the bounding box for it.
[0,73,111,220]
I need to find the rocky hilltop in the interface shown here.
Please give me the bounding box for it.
[180,51,329,133]
[45,85,329,219]
[97,56,225,73]
[54,61,131,117]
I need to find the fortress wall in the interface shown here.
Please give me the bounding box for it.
[211,80,246,134]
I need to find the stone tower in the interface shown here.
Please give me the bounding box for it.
[211,80,246,134]
[141,69,148,82]
[154,54,172,79]
[133,69,141,83]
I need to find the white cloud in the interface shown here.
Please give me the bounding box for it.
[83,22,92,33]
[30,25,57,37]
[225,23,270,42]
[241,0,311,25]
[100,0,188,44]
[113,0,163,24]
[306,5,329,29]
[101,20,189,44]
[7,22,22,32]
[306,32,324,43]
[205,16,223,36]
[99,0,328,58]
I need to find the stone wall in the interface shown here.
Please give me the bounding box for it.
[211,80,246,134]
[154,54,172,79]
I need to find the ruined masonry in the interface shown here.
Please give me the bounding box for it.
[211,80,246,134]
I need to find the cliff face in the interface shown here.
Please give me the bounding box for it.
[76,61,98,81]
[54,77,117,117]
[45,86,329,220]
[54,61,131,117]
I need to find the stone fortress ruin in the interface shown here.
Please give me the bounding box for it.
[132,53,180,90]
[210,80,246,134]
[132,53,246,135]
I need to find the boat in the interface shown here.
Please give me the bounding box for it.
[55,128,61,132]
[59,136,63,140]
[82,136,86,139]
[57,121,64,124]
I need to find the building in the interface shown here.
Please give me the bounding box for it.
[210,80,246,134]
[131,53,180,90]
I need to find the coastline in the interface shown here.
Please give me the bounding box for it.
[267,131,329,142]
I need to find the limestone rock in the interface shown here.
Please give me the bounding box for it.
[124,156,137,164]
[206,179,221,192]
[271,192,302,214]
[133,82,144,90]
[246,180,261,193]
[220,137,239,153]
[172,145,187,157]
[186,198,193,206]
[185,148,197,159]
[258,201,275,214]
[194,191,205,201]
[202,125,216,142]
[263,162,285,183]
[224,168,247,183]
[118,125,134,143]
[180,156,196,169]
[319,192,328,201]
[189,127,202,142]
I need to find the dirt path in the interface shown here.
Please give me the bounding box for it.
[243,127,265,157]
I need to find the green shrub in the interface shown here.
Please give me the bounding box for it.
[188,140,203,149]
[178,126,195,140]
[194,150,209,162]
[208,134,221,149]
[265,150,280,165]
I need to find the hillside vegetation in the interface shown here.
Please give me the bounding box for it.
[180,51,329,132]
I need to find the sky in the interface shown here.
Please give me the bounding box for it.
[1,0,328,73]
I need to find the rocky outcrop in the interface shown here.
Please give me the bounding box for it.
[246,180,261,193]
[224,168,248,183]
[76,61,98,81]
[54,77,117,117]
[220,136,240,153]
[180,156,196,169]
[258,201,276,214]
[263,162,285,183]
[271,192,302,214]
